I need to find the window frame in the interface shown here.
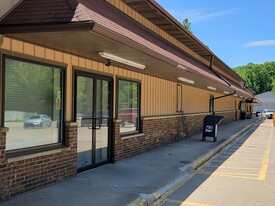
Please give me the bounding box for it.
[176,84,183,113]
[209,94,214,113]
[1,54,66,155]
[116,77,141,136]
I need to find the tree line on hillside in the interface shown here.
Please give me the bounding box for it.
[233,62,275,95]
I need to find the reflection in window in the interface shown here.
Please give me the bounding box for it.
[4,57,64,150]
[118,79,140,134]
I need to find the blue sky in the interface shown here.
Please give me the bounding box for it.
[156,0,275,68]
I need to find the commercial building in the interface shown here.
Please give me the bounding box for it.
[254,91,275,112]
[0,0,257,200]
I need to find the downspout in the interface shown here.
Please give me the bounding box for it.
[209,55,237,115]
[209,55,231,87]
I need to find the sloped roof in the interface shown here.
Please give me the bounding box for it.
[255,91,275,98]
[0,0,254,99]
[121,0,245,84]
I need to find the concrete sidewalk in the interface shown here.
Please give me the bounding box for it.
[1,118,261,206]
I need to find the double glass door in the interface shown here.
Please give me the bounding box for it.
[75,72,112,171]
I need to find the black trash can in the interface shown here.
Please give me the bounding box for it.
[241,111,246,120]
[202,115,224,142]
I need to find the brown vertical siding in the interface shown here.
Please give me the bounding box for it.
[1,37,236,120]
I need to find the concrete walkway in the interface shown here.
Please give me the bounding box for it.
[1,118,261,206]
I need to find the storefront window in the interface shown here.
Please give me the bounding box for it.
[117,79,140,134]
[3,56,64,151]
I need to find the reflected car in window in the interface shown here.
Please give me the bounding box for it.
[118,108,138,126]
[23,114,52,128]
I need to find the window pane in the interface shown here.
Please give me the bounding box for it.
[4,58,63,150]
[118,80,139,133]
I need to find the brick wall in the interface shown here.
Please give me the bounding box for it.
[114,111,236,161]
[216,111,236,125]
[0,111,236,200]
[0,122,78,201]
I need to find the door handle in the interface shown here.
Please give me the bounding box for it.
[88,118,101,130]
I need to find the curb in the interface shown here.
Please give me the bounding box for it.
[128,119,262,206]
[191,119,261,170]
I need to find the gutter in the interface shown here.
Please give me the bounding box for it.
[209,55,231,87]
[211,91,236,115]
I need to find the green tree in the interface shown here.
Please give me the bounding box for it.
[182,18,192,33]
[233,62,275,94]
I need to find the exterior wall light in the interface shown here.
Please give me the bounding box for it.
[98,52,145,69]
[176,64,187,71]
[177,77,195,84]
[223,91,229,94]
[233,94,238,97]
[207,86,216,91]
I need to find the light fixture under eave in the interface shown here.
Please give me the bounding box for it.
[177,77,195,84]
[176,64,187,71]
[207,86,217,91]
[223,91,229,94]
[233,94,238,97]
[98,52,145,70]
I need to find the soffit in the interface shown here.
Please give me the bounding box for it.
[121,0,245,84]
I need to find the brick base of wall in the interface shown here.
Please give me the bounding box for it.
[114,111,236,161]
[0,122,78,201]
[0,111,236,201]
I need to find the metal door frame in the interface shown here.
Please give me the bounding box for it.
[73,69,113,172]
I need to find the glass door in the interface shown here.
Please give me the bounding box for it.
[75,72,112,171]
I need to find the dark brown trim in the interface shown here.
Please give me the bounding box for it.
[0,52,4,127]
[176,84,183,112]
[146,0,213,56]
[0,21,95,34]
[73,69,114,171]
[116,77,141,135]
[2,54,66,153]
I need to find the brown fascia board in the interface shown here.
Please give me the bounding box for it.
[146,0,213,56]
[0,21,95,34]
[213,55,246,83]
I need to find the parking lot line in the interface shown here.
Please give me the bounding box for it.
[258,148,270,180]
[217,155,263,160]
[207,166,260,170]
[164,198,216,206]
[199,171,259,180]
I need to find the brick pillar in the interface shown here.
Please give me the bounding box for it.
[113,119,121,162]
[65,122,78,176]
[0,127,8,201]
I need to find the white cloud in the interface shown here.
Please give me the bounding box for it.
[245,40,275,47]
[190,8,240,22]
[169,8,240,23]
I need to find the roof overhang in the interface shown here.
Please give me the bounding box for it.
[121,0,245,84]
[0,22,237,96]
[0,0,253,99]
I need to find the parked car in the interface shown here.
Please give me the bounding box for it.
[80,109,109,127]
[118,108,138,126]
[24,114,52,128]
[255,109,264,117]
[263,109,275,119]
